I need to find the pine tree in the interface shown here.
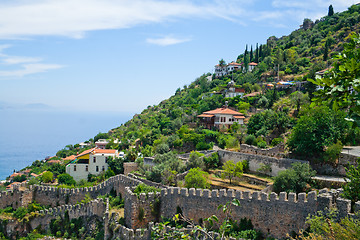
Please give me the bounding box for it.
[328,5,334,16]
[250,45,253,62]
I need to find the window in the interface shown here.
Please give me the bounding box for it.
[105,157,108,163]
[85,165,88,172]
[102,166,105,171]
[74,165,76,171]
[93,157,96,163]
[96,166,99,172]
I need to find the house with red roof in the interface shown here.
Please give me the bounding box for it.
[65,147,119,181]
[197,107,245,129]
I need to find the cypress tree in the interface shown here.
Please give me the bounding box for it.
[328,5,334,16]
[244,45,248,59]
[250,45,253,62]
[259,45,263,60]
[255,43,259,63]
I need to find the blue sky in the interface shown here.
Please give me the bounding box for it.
[0,0,354,113]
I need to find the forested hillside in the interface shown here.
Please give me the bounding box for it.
[50,4,360,185]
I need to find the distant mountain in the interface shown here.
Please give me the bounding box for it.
[24,103,52,109]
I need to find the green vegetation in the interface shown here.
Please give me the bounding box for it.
[133,183,160,197]
[221,160,243,185]
[185,168,210,189]
[342,158,360,205]
[273,163,316,193]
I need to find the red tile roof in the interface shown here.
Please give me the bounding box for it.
[201,108,244,116]
[228,62,242,66]
[197,114,215,118]
[249,62,258,66]
[76,148,96,158]
[93,149,117,154]
[63,155,76,161]
[47,160,61,164]
[234,115,245,119]
[235,88,245,93]
[243,92,261,98]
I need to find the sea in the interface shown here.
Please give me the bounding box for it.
[0,109,133,180]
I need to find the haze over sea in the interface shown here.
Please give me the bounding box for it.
[0,108,132,180]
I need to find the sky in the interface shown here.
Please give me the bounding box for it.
[0,0,355,113]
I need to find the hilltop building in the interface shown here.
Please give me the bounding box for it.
[214,61,257,77]
[95,139,109,149]
[197,107,245,129]
[66,148,118,181]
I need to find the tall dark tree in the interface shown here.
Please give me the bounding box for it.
[328,5,334,16]
[255,43,259,63]
[250,45,253,62]
[244,45,248,59]
[259,44,263,60]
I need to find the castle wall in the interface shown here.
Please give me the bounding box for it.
[218,150,308,176]
[159,187,333,239]
[29,198,106,231]
[33,174,142,207]
[124,187,160,229]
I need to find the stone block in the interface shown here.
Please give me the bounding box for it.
[288,193,296,202]
[270,192,278,201]
[189,188,196,196]
[203,189,210,198]
[196,189,202,196]
[251,192,260,200]
[180,188,188,196]
[211,190,218,198]
[307,191,317,202]
[243,191,250,200]
[298,193,306,203]
[235,190,242,199]
[260,192,268,201]
[219,189,227,197]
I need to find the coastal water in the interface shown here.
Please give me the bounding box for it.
[0,109,133,180]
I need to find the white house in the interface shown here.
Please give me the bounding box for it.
[214,64,227,77]
[66,148,119,182]
[225,80,245,98]
[248,62,258,72]
[95,139,109,149]
[198,107,245,129]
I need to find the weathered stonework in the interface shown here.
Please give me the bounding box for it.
[218,149,308,177]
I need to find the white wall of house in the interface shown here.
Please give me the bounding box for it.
[66,152,116,182]
[214,114,244,126]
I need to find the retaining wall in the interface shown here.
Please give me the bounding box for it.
[218,150,308,177]
[239,144,284,158]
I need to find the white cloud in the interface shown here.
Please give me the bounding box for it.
[0,0,250,39]
[0,46,64,78]
[0,63,63,78]
[3,56,42,65]
[146,36,191,46]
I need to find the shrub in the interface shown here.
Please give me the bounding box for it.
[324,140,343,165]
[244,135,256,146]
[41,171,53,183]
[58,173,76,186]
[185,168,209,189]
[257,140,267,149]
[203,152,220,170]
[133,183,160,196]
[271,137,283,147]
[187,151,205,170]
[273,163,316,193]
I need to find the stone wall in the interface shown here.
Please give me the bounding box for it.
[124,187,160,229]
[29,198,106,231]
[0,188,33,209]
[124,163,139,175]
[312,153,359,177]
[158,187,355,239]
[33,174,142,207]
[218,150,308,177]
[239,144,284,158]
